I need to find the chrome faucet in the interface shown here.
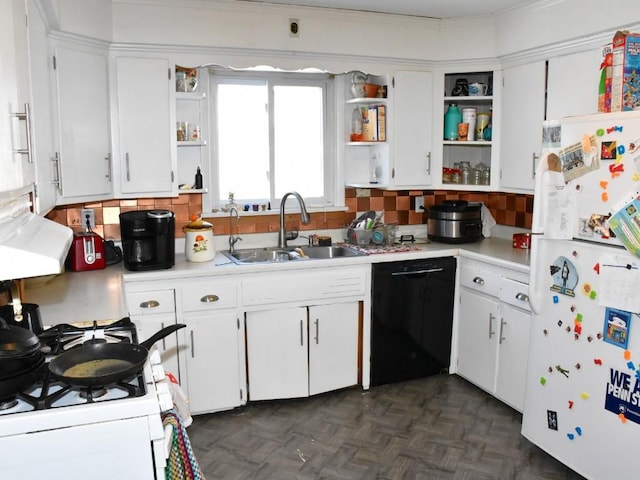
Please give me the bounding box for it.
[228,207,242,253]
[278,192,310,248]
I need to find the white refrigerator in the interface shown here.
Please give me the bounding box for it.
[523,111,640,480]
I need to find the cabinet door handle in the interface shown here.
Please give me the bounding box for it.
[125,152,131,181]
[499,318,507,344]
[488,313,496,338]
[515,292,529,303]
[532,152,539,179]
[426,151,431,175]
[314,318,319,344]
[473,276,485,285]
[190,330,195,358]
[51,153,62,191]
[12,103,33,163]
[105,154,112,181]
[200,294,219,303]
[140,300,160,309]
[161,322,166,350]
[300,320,304,346]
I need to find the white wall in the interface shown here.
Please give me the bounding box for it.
[46,0,640,71]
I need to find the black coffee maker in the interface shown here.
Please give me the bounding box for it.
[119,210,175,271]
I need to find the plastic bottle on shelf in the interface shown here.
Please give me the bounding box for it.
[444,104,462,140]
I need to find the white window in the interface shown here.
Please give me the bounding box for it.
[210,70,335,208]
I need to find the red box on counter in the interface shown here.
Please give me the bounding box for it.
[512,233,531,249]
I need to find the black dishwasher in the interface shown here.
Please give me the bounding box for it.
[371,257,456,386]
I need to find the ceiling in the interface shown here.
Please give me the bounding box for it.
[234,0,538,19]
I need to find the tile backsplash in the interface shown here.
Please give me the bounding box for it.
[46,189,533,240]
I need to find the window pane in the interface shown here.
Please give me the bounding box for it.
[217,83,269,201]
[273,85,324,198]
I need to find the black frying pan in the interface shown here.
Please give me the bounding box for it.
[48,324,185,388]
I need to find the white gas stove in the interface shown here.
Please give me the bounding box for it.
[0,318,172,479]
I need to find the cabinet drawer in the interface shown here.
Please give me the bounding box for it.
[181,282,237,312]
[243,267,366,306]
[499,278,531,312]
[459,263,501,297]
[126,290,175,316]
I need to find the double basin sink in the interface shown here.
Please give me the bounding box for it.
[222,245,366,264]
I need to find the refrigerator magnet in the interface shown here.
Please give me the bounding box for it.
[602,307,631,349]
[550,256,579,297]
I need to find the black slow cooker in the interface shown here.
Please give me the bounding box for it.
[427,200,483,244]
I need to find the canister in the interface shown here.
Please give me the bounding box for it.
[183,218,215,262]
[462,108,476,141]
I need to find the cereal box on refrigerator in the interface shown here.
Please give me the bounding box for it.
[610,30,640,111]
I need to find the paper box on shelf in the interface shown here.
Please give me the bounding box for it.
[598,43,613,112]
[611,31,640,111]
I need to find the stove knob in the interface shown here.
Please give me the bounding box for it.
[156,380,173,412]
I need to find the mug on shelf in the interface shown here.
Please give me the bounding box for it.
[468,82,488,96]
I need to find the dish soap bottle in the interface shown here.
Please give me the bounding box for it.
[194,166,203,189]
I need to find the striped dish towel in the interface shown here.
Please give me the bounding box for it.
[162,408,205,480]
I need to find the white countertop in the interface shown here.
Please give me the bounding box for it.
[26,232,530,325]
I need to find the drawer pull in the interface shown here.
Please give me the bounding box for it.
[200,294,220,303]
[473,276,485,285]
[140,300,160,309]
[515,292,529,302]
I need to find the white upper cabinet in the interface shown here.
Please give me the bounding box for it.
[546,49,601,120]
[113,56,176,197]
[25,0,57,213]
[499,61,546,192]
[390,70,433,188]
[343,70,433,189]
[1,0,32,194]
[440,70,499,190]
[52,40,112,203]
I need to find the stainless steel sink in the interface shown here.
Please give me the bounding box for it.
[221,245,366,264]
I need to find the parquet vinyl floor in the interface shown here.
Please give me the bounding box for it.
[188,375,585,479]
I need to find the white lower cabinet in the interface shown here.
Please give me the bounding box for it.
[456,258,531,412]
[246,301,359,401]
[180,311,245,414]
[177,279,245,415]
[124,265,366,412]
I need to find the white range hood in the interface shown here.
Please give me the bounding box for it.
[0,193,72,280]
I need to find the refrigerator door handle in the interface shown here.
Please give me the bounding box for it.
[528,234,543,315]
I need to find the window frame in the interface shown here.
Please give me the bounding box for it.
[209,69,336,209]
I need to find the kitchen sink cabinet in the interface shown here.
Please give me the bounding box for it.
[51,39,112,203]
[177,280,246,415]
[456,258,531,412]
[499,61,546,192]
[112,55,176,197]
[245,301,359,401]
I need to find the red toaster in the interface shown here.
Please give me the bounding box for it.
[67,232,106,271]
